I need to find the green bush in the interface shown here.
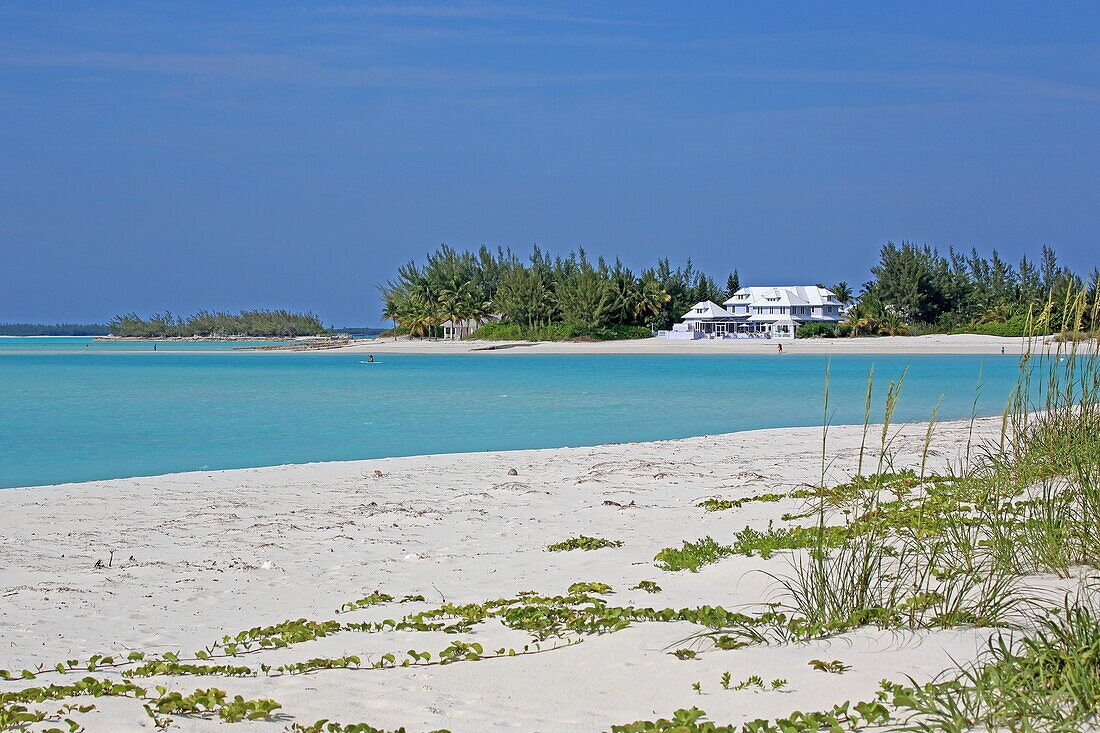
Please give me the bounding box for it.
[795,323,852,339]
[469,321,651,342]
[546,536,624,551]
[952,314,1030,337]
[597,324,654,340]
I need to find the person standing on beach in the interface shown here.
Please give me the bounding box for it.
[1001,346,1005,354]
[777,343,783,353]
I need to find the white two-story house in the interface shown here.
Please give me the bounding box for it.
[666,286,845,339]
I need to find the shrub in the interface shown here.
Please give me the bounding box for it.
[567,582,613,594]
[795,323,852,339]
[469,321,651,342]
[595,324,654,340]
[653,537,733,571]
[546,536,624,551]
[952,314,1030,337]
[905,321,949,336]
[467,321,526,340]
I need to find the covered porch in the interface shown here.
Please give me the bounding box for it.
[746,314,799,339]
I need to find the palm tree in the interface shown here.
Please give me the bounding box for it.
[877,315,910,336]
[976,304,1016,324]
[380,293,404,340]
[438,279,474,339]
[845,300,883,336]
[461,290,492,338]
[635,279,671,322]
[848,314,879,337]
[607,271,641,325]
[830,282,853,304]
[403,295,440,338]
[844,298,910,336]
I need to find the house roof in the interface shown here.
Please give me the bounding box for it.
[723,285,840,308]
[681,300,730,320]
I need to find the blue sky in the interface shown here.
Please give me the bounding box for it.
[2,1,1099,325]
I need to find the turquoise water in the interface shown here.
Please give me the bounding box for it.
[0,338,1032,489]
[0,337,293,353]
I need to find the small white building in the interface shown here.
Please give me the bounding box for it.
[441,314,500,339]
[665,286,845,340]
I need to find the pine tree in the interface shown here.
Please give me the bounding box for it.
[725,271,740,298]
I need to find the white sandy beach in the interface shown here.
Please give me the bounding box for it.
[1,415,1072,732]
[2,334,1052,357]
[321,333,1042,356]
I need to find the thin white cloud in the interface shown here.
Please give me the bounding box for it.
[6,50,1100,103]
[311,3,643,25]
[3,50,640,89]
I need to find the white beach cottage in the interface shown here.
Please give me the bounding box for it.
[440,314,501,339]
[663,286,845,340]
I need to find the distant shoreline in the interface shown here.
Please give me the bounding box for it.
[4,333,1078,357]
[277,333,1055,356]
[92,335,349,343]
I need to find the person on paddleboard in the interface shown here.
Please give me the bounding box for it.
[367,354,374,362]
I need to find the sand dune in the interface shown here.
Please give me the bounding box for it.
[4,415,1075,731]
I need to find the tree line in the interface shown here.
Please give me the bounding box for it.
[381,242,1096,341]
[108,310,327,338]
[849,243,1099,336]
[379,245,748,339]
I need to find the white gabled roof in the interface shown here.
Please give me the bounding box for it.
[723,285,839,308]
[681,300,730,320]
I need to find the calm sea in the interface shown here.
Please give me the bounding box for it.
[0,338,1033,489]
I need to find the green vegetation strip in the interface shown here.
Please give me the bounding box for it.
[546,536,624,551]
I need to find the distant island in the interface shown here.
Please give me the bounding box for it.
[4,316,388,341]
[106,310,328,339]
[0,323,110,336]
[331,326,388,338]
